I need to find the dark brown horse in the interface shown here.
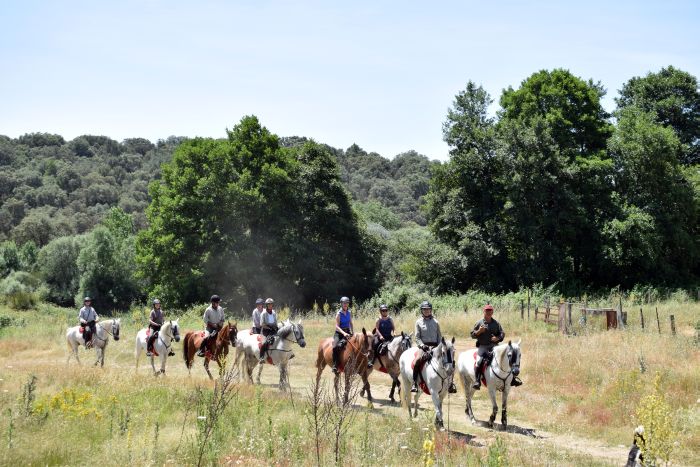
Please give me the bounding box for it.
[183,321,238,379]
[316,328,374,407]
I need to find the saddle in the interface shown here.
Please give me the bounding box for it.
[411,351,431,395]
[472,349,492,387]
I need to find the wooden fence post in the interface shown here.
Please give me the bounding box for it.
[617,296,625,330]
[640,308,645,330]
[655,307,661,334]
[670,315,676,336]
[567,302,573,327]
[527,290,530,320]
[521,300,524,320]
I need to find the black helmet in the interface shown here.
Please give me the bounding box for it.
[152,298,161,305]
[379,304,389,311]
[265,298,274,305]
[420,301,432,310]
[255,298,264,305]
[210,295,221,302]
[83,296,91,302]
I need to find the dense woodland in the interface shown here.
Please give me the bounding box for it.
[0,66,698,312]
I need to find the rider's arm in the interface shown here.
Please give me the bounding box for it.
[495,322,505,342]
[470,321,482,339]
[415,321,423,347]
[335,313,343,335]
[389,318,395,335]
[374,318,382,339]
[435,320,442,343]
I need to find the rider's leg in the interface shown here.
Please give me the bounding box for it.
[411,351,425,392]
[197,331,210,357]
[331,332,342,374]
[472,355,484,389]
[259,333,271,363]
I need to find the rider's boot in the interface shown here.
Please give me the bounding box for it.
[472,356,484,390]
[511,376,523,386]
[259,342,268,364]
[196,337,207,357]
[448,381,457,393]
[410,361,421,393]
[331,346,340,374]
[146,335,154,357]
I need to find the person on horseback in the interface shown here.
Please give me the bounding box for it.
[258,298,278,363]
[251,298,264,334]
[373,304,394,360]
[411,301,457,393]
[78,297,99,348]
[197,295,224,357]
[332,296,370,373]
[471,304,520,389]
[146,299,174,357]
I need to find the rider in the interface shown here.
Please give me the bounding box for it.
[471,304,519,389]
[146,299,164,357]
[78,297,99,348]
[411,301,457,394]
[197,295,224,357]
[332,296,366,373]
[373,304,394,361]
[251,298,264,334]
[258,298,278,363]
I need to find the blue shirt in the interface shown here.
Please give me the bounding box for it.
[377,317,393,340]
[337,309,352,331]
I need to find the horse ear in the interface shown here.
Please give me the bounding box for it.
[508,340,512,346]
[441,336,446,345]
[401,331,405,337]
[517,338,521,346]
[451,336,455,344]
[362,327,367,336]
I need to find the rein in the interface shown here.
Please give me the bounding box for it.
[489,346,514,386]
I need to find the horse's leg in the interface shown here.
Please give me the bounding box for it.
[94,346,101,366]
[204,359,213,380]
[487,384,498,429]
[135,339,141,371]
[256,360,263,384]
[101,346,106,367]
[501,386,510,429]
[363,373,374,408]
[431,390,444,430]
[412,391,420,418]
[462,372,477,424]
[334,373,340,405]
[278,362,286,391]
[160,352,167,375]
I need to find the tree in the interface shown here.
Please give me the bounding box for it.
[617,66,700,165]
[137,116,380,308]
[607,106,698,284]
[38,235,85,306]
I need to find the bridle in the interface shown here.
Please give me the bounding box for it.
[94,320,119,342]
[427,344,455,395]
[490,343,519,386]
[158,322,179,350]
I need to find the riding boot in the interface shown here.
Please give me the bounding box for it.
[259,343,268,364]
[472,357,483,390]
[331,346,340,374]
[196,337,207,357]
[448,381,457,393]
[410,361,421,393]
[146,335,155,357]
[511,376,523,386]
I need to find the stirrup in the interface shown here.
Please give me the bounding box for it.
[146,351,153,357]
[448,382,457,393]
[332,366,339,374]
[197,349,205,357]
[168,350,175,356]
[472,380,481,390]
[511,376,523,387]
[410,383,418,393]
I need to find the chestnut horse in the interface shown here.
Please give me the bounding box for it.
[316,328,374,407]
[183,321,238,379]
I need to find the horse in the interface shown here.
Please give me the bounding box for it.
[369,332,412,403]
[235,319,306,390]
[182,321,238,380]
[399,337,456,430]
[456,340,522,429]
[66,318,121,367]
[134,320,181,375]
[316,328,374,407]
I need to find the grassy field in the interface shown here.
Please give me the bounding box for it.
[0,297,698,466]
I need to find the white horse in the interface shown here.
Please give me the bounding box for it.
[369,332,412,403]
[235,319,306,390]
[134,320,181,375]
[456,340,522,429]
[66,318,121,367]
[399,337,456,429]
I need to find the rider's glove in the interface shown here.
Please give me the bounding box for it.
[421,345,430,352]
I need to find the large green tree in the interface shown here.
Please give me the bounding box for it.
[616,66,700,165]
[137,116,380,308]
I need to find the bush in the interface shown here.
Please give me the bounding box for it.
[0,271,40,309]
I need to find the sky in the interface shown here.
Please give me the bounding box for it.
[1,1,698,160]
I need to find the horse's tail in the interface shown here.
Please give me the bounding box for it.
[183,334,192,369]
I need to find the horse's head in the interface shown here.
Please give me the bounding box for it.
[225,321,238,345]
[170,320,181,343]
[399,331,412,352]
[438,336,456,371]
[292,319,306,348]
[507,339,521,376]
[360,328,373,361]
[112,319,121,341]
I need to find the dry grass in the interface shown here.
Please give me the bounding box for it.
[0,298,698,465]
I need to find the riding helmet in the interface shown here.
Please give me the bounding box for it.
[379,304,389,311]
[265,298,274,305]
[152,298,161,305]
[255,298,264,305]
[84,296,91,302]
[340,296,350,303]
[210,294,221,302]
[419,300,432,310]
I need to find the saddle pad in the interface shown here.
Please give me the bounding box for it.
[410,351,431,395]
[378,367,388,374]
[79,327,85,333]
[471,349,488,387]
[146,328,151,337]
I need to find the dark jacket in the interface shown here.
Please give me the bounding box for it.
[470,318,505,347]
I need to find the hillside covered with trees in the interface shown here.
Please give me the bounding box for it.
[1,65,698,312]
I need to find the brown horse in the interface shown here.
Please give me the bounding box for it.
[316,328,374,407]
[183,321,238,380]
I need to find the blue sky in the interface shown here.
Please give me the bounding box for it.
[1,1,698,160]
